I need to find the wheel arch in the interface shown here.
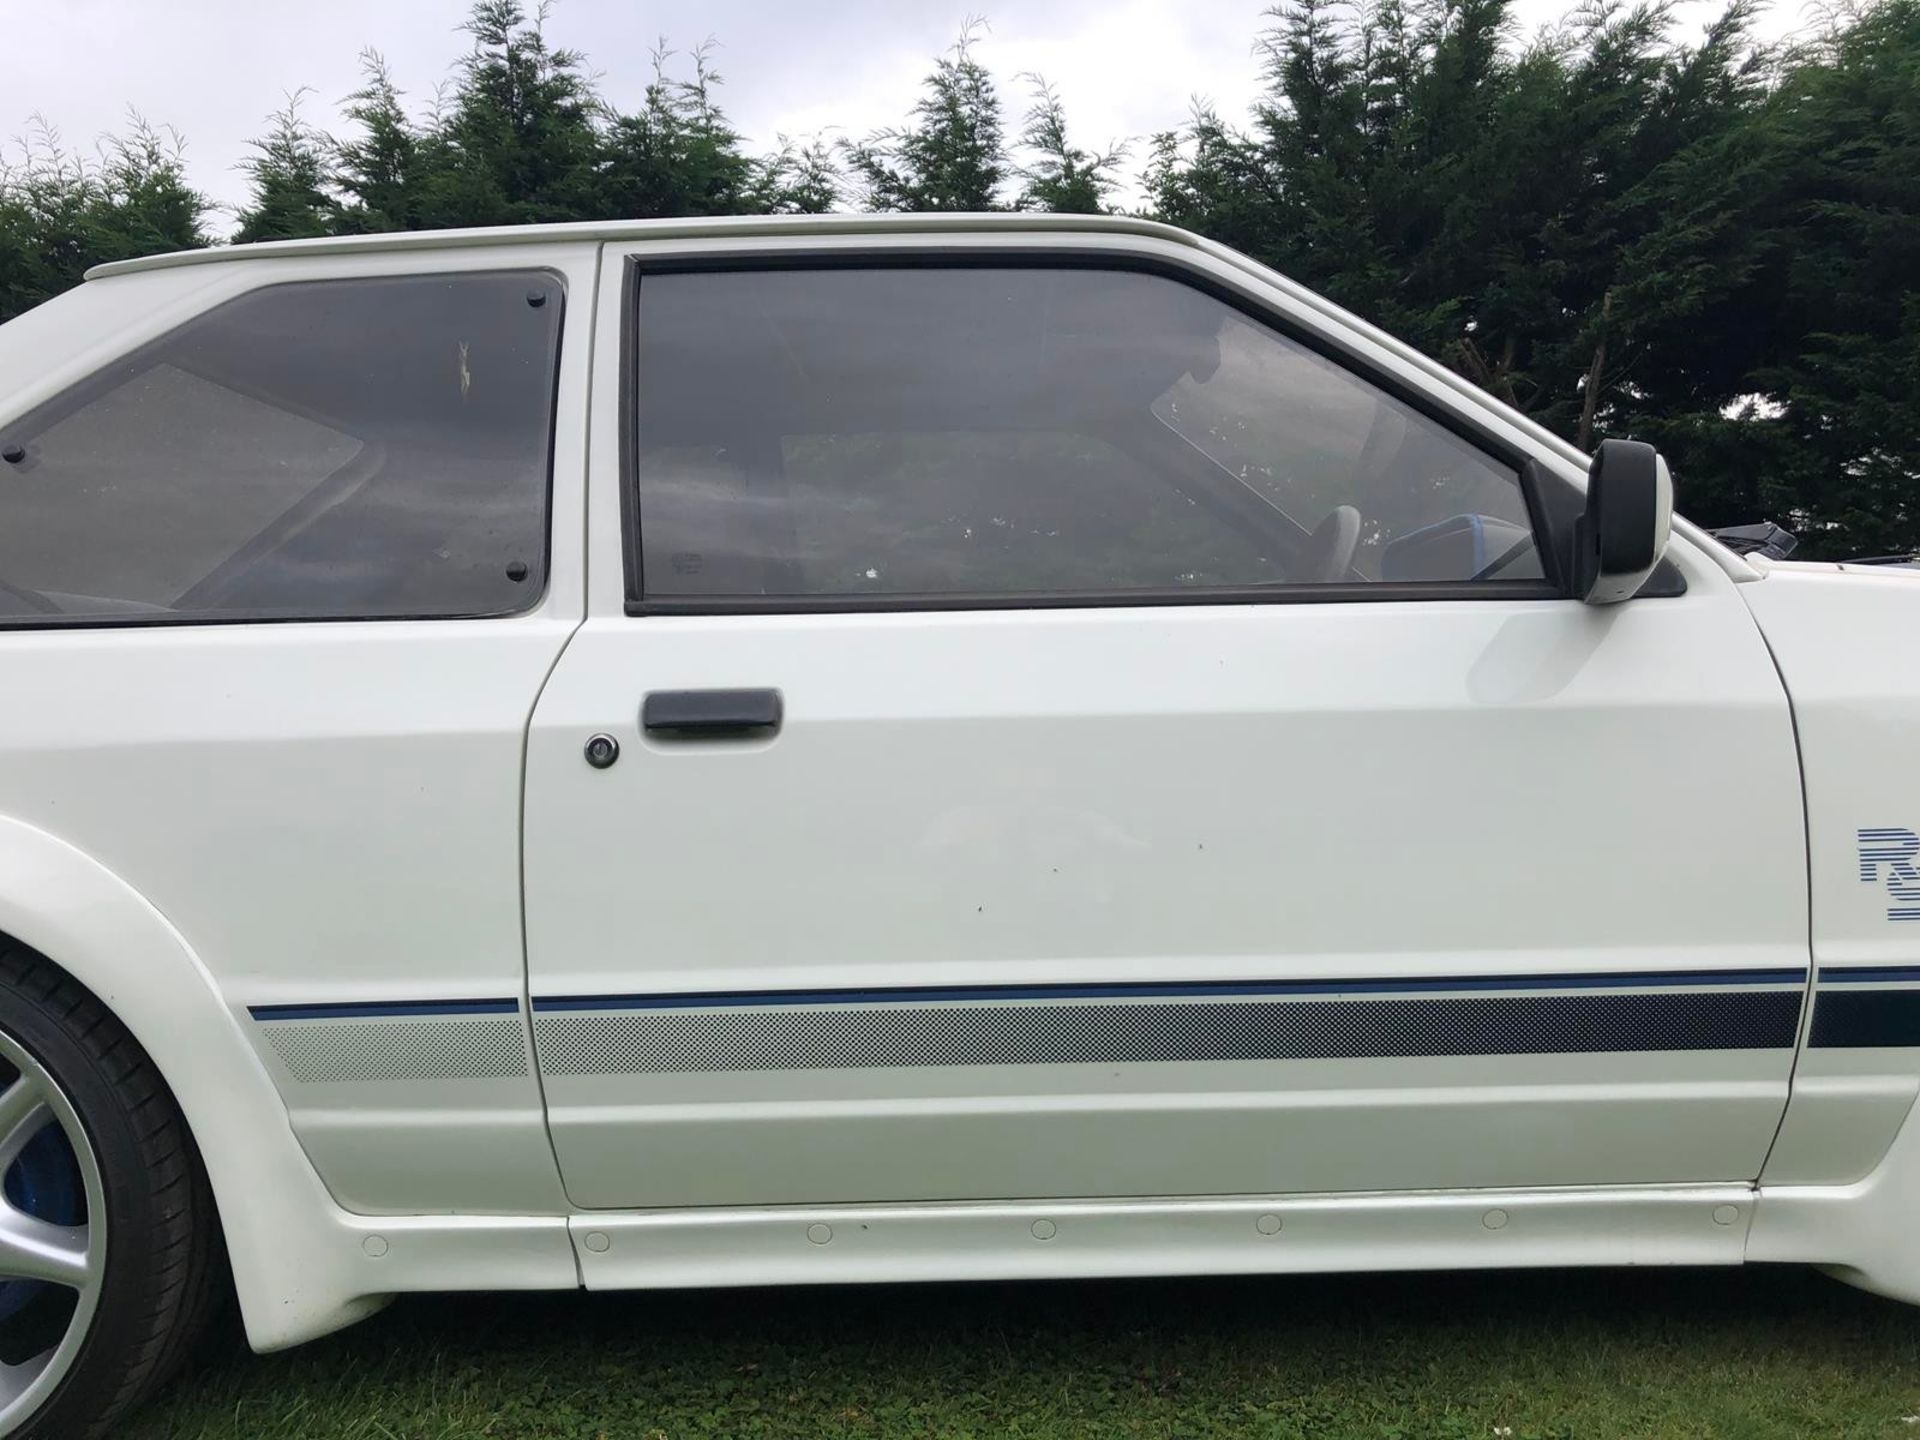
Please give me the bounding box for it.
[0,813,389,1350]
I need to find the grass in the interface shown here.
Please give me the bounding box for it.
[125,1265,1920,1439]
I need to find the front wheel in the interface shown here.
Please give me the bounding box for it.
[0,946,221,1438]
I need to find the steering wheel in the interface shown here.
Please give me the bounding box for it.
[0,575,59,615]
[1299,504,1362,583]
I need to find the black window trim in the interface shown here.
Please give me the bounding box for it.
[618,247,1670,615]
[0,267,569,632]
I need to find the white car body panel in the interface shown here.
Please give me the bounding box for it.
[0,214,1906,1355]
[0,242,600,1223]
[1741,567,1920,1299]
[567,1185,1756,1290]
[0,617,588,1211]
[528,601,1805,1207]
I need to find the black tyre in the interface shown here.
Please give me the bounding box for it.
[0,944,222,1438]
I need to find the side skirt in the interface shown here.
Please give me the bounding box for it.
[563,1185,1756,1290]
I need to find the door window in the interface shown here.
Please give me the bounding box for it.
[632,266,1541,602]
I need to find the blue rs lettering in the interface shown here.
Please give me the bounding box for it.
[1859,828,1920,921]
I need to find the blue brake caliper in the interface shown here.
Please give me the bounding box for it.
[0,1121,84,1320]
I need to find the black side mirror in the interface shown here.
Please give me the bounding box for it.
[1574,439,1672,605]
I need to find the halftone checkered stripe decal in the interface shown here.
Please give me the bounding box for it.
[260,970,1899,1082]
[1810,965,1920,1047]
[530,984,1804,1077]
[265,1017,527,1082]
[248,998,529,1083]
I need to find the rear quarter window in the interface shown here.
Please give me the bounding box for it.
[0,270,563,623]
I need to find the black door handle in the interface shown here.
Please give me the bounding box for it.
[642,688,783,737]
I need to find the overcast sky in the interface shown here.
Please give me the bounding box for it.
[8,0,1818,231]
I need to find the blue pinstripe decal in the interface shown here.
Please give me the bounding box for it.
[249,998,520,1022]
[1817,966,1920,984]
[529,968,1809,1014]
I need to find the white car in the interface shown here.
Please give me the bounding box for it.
[0,213,1913,1437]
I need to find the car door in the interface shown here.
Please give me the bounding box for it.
[521,241,1811,1211]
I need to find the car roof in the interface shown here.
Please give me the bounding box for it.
[84,212,1203,281]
